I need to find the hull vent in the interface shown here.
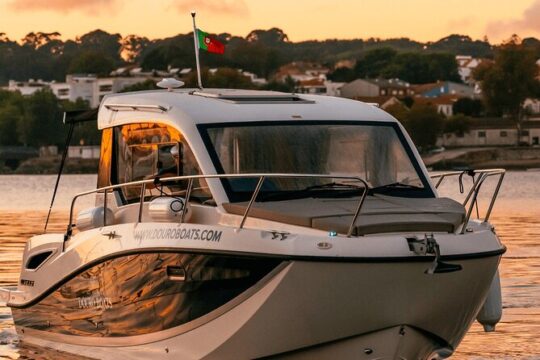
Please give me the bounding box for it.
[26,251,53,270]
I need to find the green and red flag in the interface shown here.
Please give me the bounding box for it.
[196,29,225,54]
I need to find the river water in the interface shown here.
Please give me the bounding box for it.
[0,173,538,359]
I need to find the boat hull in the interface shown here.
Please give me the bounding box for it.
[12,251,501,359]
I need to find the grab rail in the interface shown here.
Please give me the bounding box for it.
[430,169,505,233]
[64,173,370,241]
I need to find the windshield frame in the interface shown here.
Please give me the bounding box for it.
[197,120,434,202]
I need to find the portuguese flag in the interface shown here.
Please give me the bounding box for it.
[196,29,225,54]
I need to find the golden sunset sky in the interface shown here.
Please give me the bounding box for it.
[1,0,540,43]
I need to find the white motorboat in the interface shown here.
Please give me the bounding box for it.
[0,88,505,359]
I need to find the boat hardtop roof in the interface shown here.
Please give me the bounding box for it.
[98,88,397,130]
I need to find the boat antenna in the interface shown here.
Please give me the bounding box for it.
[191,11,203,89]
[44,109,98,232]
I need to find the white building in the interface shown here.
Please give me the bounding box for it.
[11,74,149,108]
[456,55,489,85]
[6,79,49,96]
[64,75,97,106]
[49,82,71,101]
[64,75,149,107]
[439,120,540,147]
[68,145,100,159]
[325,81,345,97]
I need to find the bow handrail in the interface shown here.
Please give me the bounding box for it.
[65,173,370,241]
[430,168,505,233]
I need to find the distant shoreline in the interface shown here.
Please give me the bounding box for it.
[2,147,539,174]
[0,157,98,175]
[422,146,540,170]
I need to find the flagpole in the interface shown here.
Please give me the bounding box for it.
[191,11,203,89]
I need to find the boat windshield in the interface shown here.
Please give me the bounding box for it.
[199,121,432,202]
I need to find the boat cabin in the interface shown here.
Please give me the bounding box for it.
[85,89,465,236]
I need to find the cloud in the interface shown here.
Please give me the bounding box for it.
[172,0,248,16]
[486,0,540,39]
[7,0,121,15]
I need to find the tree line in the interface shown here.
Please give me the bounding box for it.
[1,30,539,152]
[329,48,461,83]
[0,89,99,148]
[3,28,540,85]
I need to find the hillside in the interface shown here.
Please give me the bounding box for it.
[2,29,538,85]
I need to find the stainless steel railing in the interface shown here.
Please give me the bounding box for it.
[430,168,505,233]
[64,173,370,241]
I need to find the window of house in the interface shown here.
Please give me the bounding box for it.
[500,131,507,137]
[99,84,113,92]
[522,130,530,136]
[478,131,486,138]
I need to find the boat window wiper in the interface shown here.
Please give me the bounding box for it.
[303,182,365,191]
[370,182,423,194]
[259,182,365,202]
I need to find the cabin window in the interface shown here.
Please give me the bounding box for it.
[97,128,113,188]
[113,123,210,203]
[500,131,507,137]
[478,131,486,138]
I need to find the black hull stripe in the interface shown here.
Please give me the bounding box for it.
[9,246,505,309]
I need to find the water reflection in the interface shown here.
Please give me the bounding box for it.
[0,173,538,358]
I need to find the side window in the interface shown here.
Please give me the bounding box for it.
[97,128,113,188]
[113,123,211,203]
